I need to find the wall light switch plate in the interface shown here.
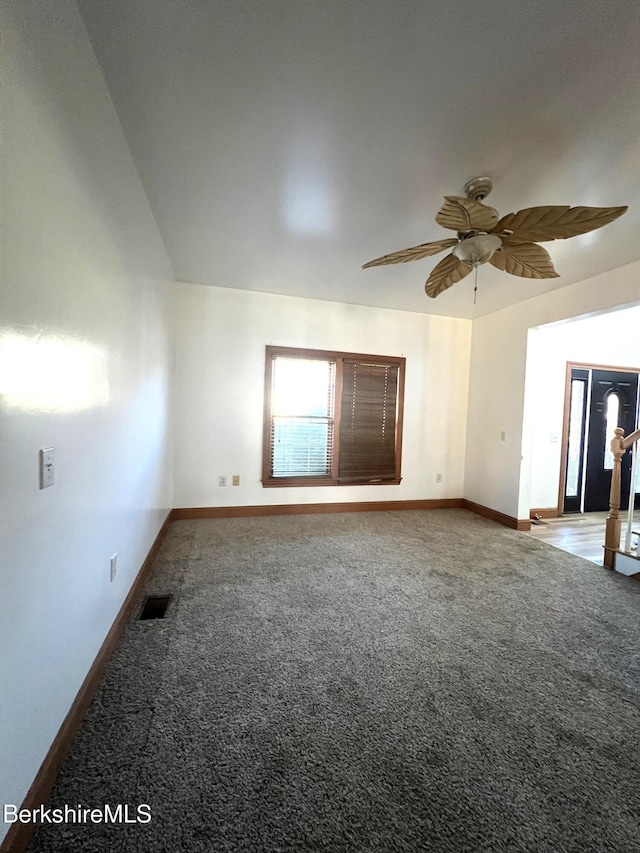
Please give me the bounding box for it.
[110,554,117,582]
[232,475,240,486]
[40,448,55,489]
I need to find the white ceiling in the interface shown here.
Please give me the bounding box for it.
[77,0,640,319]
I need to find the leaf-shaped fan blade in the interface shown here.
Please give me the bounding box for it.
[362,238,458,268]
[489,241,559,279]
[493,205,627,243]
[435,196,499,233]
[425,253,473,298]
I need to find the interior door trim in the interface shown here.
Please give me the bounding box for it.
[557,361,640,515]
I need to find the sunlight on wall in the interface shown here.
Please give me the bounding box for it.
[0,330,109,412]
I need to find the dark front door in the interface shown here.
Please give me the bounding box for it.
[583,369,638,512]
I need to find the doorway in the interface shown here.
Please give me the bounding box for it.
[561,364,640,514]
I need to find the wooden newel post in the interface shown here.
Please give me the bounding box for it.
[604,427,625,568]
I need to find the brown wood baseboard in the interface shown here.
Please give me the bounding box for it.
[462,499,531,531]
[0,512,172,853]
[172,499,530,531]
[529,507,561,520]
[171,498,464,520]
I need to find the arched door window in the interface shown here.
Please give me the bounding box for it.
[603,392,620,470]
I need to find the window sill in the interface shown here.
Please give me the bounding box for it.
[262,478,402,488]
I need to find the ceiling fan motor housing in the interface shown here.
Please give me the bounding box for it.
[463,176,493,201]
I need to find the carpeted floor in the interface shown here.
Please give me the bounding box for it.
[26,509,640,852]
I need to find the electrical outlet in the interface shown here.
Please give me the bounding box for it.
[500,431,507,442]
[218,475,228,487]
[110,553,117,582]
[232,474,240,486]
[435,473,442,483]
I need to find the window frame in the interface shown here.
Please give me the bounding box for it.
[262,345,405,487]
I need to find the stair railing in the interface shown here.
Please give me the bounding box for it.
[604,427,640,568]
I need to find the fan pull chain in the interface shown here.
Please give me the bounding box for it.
[473,264,478,304]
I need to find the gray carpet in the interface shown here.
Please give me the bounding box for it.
[26,509,640,852]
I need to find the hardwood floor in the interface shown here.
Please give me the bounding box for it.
[524,511,612,565]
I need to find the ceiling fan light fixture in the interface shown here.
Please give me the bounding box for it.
[452,233,502,265]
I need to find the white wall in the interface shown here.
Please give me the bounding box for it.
[526,307,640,509]
[173,283,471,508]
[0,1,175,841]
[463,307,530,518]
[465,260,640,520]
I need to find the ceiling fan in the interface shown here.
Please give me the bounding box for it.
[363,177,627,298]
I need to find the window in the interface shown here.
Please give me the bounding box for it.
[565,377,587,497]
[262,346,405,486]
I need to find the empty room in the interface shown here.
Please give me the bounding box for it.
[2,1,640,851]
